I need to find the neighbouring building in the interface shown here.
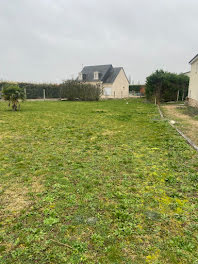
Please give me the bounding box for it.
[77,64,129,98]
[188,54,198,107]
[129,84,146,96]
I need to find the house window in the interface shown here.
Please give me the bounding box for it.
[79,73,83,80]
[104,87,111,96]
[79,73,86,81]
[94,72,99,80]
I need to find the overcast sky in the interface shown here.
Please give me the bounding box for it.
[0,0,197,84]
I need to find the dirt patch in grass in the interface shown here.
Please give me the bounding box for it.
[31,177,45,193]
[2,185,30,214]
[163,105,191,121]
[162,104,198,145]
[102,130,115,136]
[1,179,44,216]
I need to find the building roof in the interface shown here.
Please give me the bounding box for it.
[189,54,198,64]
[104,67,122,83]
[79,64,123,83]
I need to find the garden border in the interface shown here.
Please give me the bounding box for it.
[157,104,198,152]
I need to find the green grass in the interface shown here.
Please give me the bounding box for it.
[0,99,198,263]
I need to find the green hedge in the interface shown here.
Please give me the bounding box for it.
[146,70,189,102]
[60,81,101,101]
[19,83,61,99]
[0,82,60,99]
[0,81,101,101]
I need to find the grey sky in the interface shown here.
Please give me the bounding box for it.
[0,0,197,84]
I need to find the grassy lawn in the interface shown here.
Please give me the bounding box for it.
[0,99,198,263]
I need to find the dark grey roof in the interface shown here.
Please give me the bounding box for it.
[78,64,123,84]
[189,54,198,64]
[104,67,122,83]
[81,64,112,82]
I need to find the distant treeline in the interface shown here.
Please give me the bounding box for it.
[0,81,101,101]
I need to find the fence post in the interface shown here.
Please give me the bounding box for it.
[59,86,62,100]
[24,88,27,99]
[177,90,179,101]
[43,89,46,101]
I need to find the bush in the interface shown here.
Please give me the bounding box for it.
[146,70,189,103]
[60,80,101,101]
[2,83,25,111]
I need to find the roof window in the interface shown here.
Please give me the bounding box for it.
[94,72,99,80]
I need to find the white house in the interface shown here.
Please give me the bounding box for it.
[188,54,198,107]
[77,64,129,98]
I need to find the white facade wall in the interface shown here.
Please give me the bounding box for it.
[102,69,129,99]
[188,58,198,107]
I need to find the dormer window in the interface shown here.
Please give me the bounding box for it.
[94,71,99,80]
[79,73,83,80]
[79,73,86,81]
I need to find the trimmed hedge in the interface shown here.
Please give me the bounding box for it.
[0,82,60,99]
[0,81,101,101]
[19,83,61,99]
[60,80,101,101]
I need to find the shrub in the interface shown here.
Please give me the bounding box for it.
[2,83,25,111]
[60,80,101,101]
[146,70,189,103]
